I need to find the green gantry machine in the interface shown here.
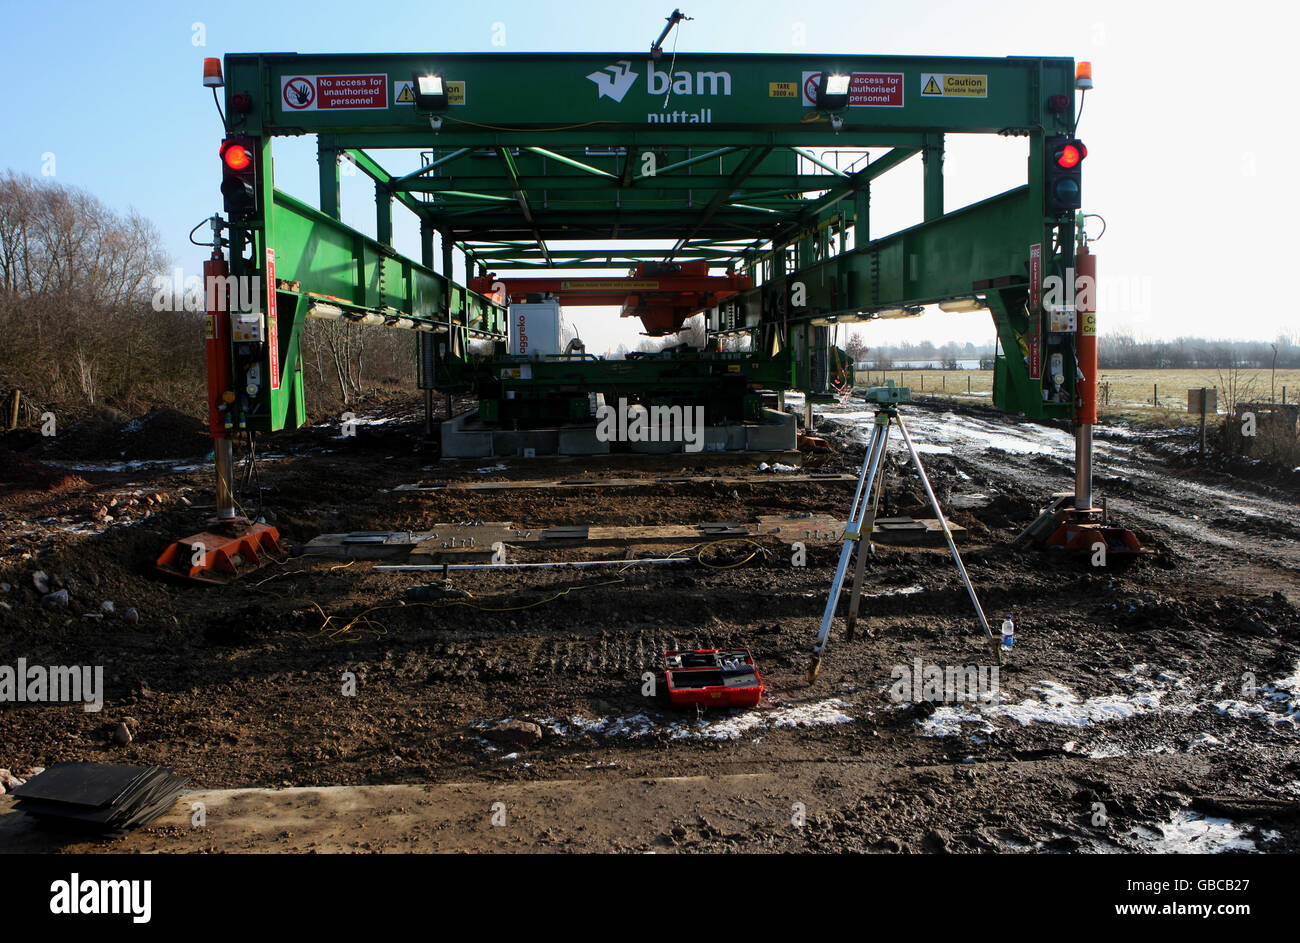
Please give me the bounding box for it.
[201,47,1092,518]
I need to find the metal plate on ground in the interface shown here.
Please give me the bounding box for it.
[871,517,966,546]
[303,514,847,563]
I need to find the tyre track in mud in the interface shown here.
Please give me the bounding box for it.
[821,400,1300,581]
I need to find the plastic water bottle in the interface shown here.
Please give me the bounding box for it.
[1001,616,1014,651]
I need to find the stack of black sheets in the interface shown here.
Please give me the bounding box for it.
[11,762,188,835]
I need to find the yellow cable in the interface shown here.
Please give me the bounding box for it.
[247,556,353,588]
[696,537,770,570]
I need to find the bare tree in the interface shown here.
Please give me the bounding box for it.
[844,330,868,364]
[0,170,179,414]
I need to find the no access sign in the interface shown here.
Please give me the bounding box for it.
[281,74,388,111]
[801,71,904,107]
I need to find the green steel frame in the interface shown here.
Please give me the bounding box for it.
[218,50,1082,431]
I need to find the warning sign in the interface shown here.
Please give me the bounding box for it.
[1028,243,1042,380]
[848,73,904,106]
[920,73,987,98]
[769,81,798,98]
[801,71,904,107]
[266,249,280,391]
[1029,243,1042,310]
[393,79,465,106]
[283,77,315,109]
[281,74,388,111]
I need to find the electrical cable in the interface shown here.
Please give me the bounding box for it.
[235,429,264,523]
[212,87,226,127]
[661,14,684,109]
[189,219,216,247]
[697,537,768,569]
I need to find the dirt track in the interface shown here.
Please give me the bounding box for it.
[1,395,1298,853]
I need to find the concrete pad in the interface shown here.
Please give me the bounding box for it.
[558,425,610,455]
[746,409,798,452]
[442,409,795,457]
[629,437,682,455]
[490,428,558,457]
[440,410,493,458]
[702,423,747,452]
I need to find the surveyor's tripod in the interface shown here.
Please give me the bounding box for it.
[807,398,1000,682]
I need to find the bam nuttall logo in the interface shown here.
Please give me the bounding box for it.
[587,60,638,102]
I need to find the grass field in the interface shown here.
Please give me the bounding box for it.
[854,366,1300,428]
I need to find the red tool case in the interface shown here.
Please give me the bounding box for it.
[663,649,763,708]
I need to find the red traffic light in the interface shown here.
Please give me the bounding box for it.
[221,141,251,171]
[1055,142,1086,169]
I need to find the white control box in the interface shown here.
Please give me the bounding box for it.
[232,311,265,343]
[508,299,577,358]
[1048,306,1077,334]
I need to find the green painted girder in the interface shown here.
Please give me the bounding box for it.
[523,146,617,179]
[764,146,918,248]
[470,250,737,263]
[732,187,1037,316]
[477,259,712,269]
[363,143,893,244]
[406,210,798,235]
[312,130,932,150]
[467,246,735,257]
[637,146,740,179]
[225,52,1075,137]
[718,182,1073,419]
[223,50,1082,418]
[392,147,475,184]
[269,189,505,332]
[390,147,806,199]
[397,173,839,193]
[329,144,432,222]
[496,145,551,264]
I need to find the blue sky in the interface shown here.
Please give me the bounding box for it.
[0,1,1289,352]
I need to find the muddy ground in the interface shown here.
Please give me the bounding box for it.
[1,393,1298,853]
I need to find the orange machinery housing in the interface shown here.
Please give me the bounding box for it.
[470,262,752,337]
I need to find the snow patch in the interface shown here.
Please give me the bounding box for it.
[918,670,1196,738]
[534,697,853,743]
[1214,661,1300,726]
[1128,811,1257,854]
[919,706,993,738]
